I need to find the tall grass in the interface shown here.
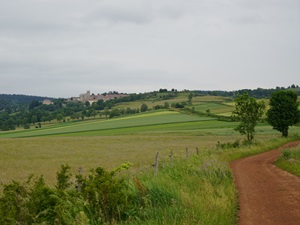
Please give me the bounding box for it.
[125,155,237,225]
[276,145,300,176]
[218,137,299,162]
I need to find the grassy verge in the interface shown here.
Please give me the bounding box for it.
[275,145,300,177]
[124,153,237,224]
[218,136,299,162]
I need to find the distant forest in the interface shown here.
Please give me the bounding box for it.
[193,85,300,98]
[0,85,299,131]
[0,94,55,112]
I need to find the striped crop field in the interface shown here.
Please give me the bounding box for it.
[0,110,215,138]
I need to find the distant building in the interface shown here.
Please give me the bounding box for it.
[79,90,91,103]
[42,99,52,105]
[69,90,128,104]
[70,97,80,102]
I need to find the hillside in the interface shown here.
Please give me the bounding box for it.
[0,94,55,103]
[0,94,56,112]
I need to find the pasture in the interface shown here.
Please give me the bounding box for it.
[0,109,299,186]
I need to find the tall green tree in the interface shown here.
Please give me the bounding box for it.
[90,109,98,119]
[232,92,265,141]
[56,113,64,122]
[267,90,300,137]
[188,93,193,104]
[140,103,148,112]
[164,102,170,109]
[31,115,37,125]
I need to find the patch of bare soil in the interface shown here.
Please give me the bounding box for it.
[230,141,300,225]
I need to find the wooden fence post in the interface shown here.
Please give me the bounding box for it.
[154,151,159,176]
[196,147,199,155]
[169,150,173,162]
[77,167,82,192]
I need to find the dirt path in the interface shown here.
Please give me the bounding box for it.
[230,141,300,225]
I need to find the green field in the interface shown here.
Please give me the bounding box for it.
[0,111,208,137]
[0,109,292,139]
[1,109,299,184]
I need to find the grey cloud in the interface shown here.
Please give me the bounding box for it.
[0,0,299,97]
[229,14,265,25]
[84,2,152,25]
[82,0,189,26]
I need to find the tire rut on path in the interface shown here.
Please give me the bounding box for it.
[230,141,300,225]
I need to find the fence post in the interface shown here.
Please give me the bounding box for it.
[186,147,189,158]
[196,147,199,155]
[154,151,159,176]
[77,167,82,192]
[169,150,173,162]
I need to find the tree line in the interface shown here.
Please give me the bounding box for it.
[193,84,300,98]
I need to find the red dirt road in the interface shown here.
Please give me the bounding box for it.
[230,141,300,225]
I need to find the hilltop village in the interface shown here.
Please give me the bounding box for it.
[72,91,128,104]
[43,91,128,105]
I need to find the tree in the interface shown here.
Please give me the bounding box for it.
[31,115,37,125]
[267,90,300,137]
[70,113,76,121]
[164,102,170,109]
[29,100,41,110]
[41,116,47,124]
[90,109,98,119]
[81,111,86,120]
[109,109,121,118]
[47,114,54,123]
[56,113,64,122]
[104,109,110,119]
[206,109,211,116]
[232,92,265,141]
[159,88,168,93]
[188,93,193,104]
[140,103,148,112]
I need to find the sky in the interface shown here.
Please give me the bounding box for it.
[0,0,299,98]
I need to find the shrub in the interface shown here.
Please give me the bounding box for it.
[23,124,30,129]
[217,140,240,149]
[78,167,132,223]
[0,164,134,225]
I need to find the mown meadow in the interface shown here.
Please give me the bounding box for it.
[0,95,299,224]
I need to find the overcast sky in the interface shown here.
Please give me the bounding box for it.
[0,0,299,98]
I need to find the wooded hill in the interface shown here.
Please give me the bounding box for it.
[0,94,55,112]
